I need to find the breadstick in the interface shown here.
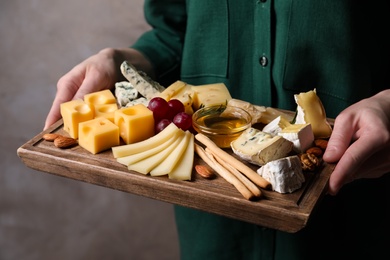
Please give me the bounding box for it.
[206,148,262,197]
[195,133,271,189]
[194,144,255,200]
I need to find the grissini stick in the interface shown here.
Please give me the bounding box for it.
[195,133,272,190]
[207,147,262,197]
[195,144,256,200]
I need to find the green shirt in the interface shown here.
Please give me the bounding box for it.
[132,1,390,259]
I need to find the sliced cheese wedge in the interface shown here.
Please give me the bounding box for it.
[231,127,293,166]
[168,133,194,181]
[127,131,185,174]
[116,131,181,166]
[158,80,187,100]
[262,115,292,136]
[294,89,332,138]
[150,131,192,176]
[112,123,179,158]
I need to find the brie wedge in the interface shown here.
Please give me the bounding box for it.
[231,127,293,166]
[257,155,305,193]
[278,123,314,153]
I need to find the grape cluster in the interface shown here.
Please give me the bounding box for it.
[148,97,193,133]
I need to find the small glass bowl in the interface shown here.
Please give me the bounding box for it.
[192,105,252,148]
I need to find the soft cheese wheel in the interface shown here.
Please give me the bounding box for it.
[114,104,154,145]
[60,99,94,139]
[78,117,120,154]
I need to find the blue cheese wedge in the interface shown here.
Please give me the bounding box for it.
[257,155,305,193]
[120,61,165,99]
[115,81,139,108]
[124,97,149,108]
[231,127,293,166]
[278,123,314,153]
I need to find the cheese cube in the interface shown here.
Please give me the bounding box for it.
[191,83,232,110]
[94,103,118,123]
[84,89,116,107]
[114,104,154,144]
[231,127,293,166]
[278,124,314,153]
[60,99,94,139]
[78,118,120,154]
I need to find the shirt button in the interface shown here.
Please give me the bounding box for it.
[259,56,268,67]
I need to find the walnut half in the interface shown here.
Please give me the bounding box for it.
[298,153,322,171]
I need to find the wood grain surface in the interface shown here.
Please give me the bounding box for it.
[17,118,334,233]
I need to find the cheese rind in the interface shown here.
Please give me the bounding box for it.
[231,128,293,166]
[78,118,120,154]
[257,155,305,193]
[60,99,94,139]
[278,123,314,153]
[114,104,154,145]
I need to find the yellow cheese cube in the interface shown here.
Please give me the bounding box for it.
[114,104,154,144]
[94,103,118,123]
[84,89,118,119]
[84,89,116,107]
[60,99,94,139]
[78,117,120,154]
[191,83,232,110]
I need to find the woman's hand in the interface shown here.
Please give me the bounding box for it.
[44,48,153,130]
[323,89,390,195]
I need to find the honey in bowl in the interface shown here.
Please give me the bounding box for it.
[192,105,252,148]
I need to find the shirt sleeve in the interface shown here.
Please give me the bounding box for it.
[131,0,187,85]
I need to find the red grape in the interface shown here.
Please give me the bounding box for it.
[155,119,172,133]
[165,99,185,120]
[147,97,170,121]
[173,112,192,131]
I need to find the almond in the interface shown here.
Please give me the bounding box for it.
[314,139,328,150]
[306,146,323,157]
[54,136,78,149]
[43,133,60,142]
[195,164,215,179]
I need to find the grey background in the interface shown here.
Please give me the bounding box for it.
[1,1,180,259]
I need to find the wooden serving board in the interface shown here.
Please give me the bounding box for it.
[17,118,334,233]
